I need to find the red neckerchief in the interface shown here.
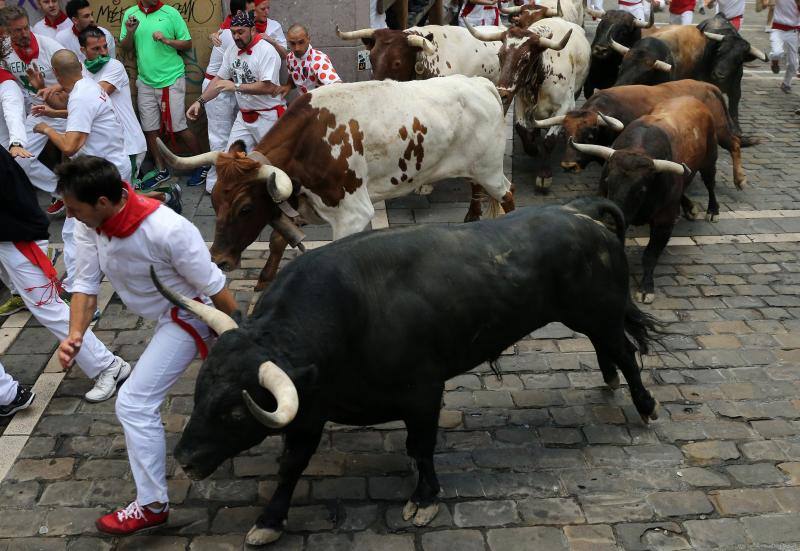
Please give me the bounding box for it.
[238,33,261,55]
[0,68,15,84]
[98,182,160,238]
[137,1,164,15]
[14,33,40,66]
[71,24,80,37]
[254,20,267,33]
[13,242,64,306]
[220,15,232,29]
[44,11,68,28]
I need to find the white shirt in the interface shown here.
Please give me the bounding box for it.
[714,0,746,19]
[206,29,235,77]
[0,79,27,148]
[66,78,129,178]
[55,25,116,62]
[370,0,388,29]
[31,15,72,39]
[265,19,286,48]
[287,46,342,94]
[219,39,285,113]
[774,0,800,27]
[5,33,63,107]
[72,205,226,321]
[89,59,147,156]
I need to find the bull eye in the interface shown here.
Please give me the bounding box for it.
[230,406,248,421]
[239,204,253,216]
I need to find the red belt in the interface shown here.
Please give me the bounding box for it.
[171,298,211,359]
[240,104,286,123]
[772,22,800,31]
[204,73,217,81]
[160,87,175,147]
[619,0,642,6]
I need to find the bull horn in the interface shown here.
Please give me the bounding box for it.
[532,114,566,127]
[653,59,672,72]
[703,31,725,42]
[609,38,629,56]
[242,361,299,429]
[652,159,687,175]
[750,44,768,62]
[252,165,293,202]
[407,33,436,55]
[597,112,625,132]
[149,266,239,335]
[499,0,523,14]
[156,138,220,171]
[336,26,376,40]
[463,17,505,42]
[568,138,616,160]
[539,28,572,51]
[586,7,605,18]
[634,9,654,28]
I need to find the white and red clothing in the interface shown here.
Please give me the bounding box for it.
[0,70,27,149]
[714,0,745,28]
[669,0,695,24]
[287,46,342,94]
[72,198,226,506]
[460,2,501,26]
[89,58,147,160]
[370,0,388,28]
[618,0,647,21]
[218,37,285,152]
[32,11,72,39]
[55,25,116,62]
[770,0,800,88]
[203,28,237,193]
[0,362,19,406]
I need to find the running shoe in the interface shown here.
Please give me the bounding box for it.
[46,198,65,219]
[163,184,183,215]
[0,295,26,316]
[95,501,169,535]
[186,166,209,187]
[140,169,172,191]
[84,356,131,403]
[0,385,35,417]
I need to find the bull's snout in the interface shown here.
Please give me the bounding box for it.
[211,252,240,272]
[592,45,609,58]
[561,161,582,173]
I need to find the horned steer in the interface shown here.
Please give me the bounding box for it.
[467,17,590,191]
[336,24,503,83]
[154,199,659,547]
[158,76,514,291]
[571,95,746,303]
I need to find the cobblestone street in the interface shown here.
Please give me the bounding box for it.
[2,5,800,550]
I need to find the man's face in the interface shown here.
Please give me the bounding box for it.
[253,0,269,22]
[232,25,254,49]
[8,17,31,48]
[38,0,61,18]
[73,6,94,30]
[62,193,115,228]
[82,35,108,60]
[286,28,309,58]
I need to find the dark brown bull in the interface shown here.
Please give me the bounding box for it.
[571,95,745,303]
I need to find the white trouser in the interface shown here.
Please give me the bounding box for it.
[116,313,212,505]
[770,28,799,88]
[226,111,279,155]
[0,241,114,377]
[61,217,75,293]
[202,79,237,194]
[15,114,66,193]
[0,361,18,405]
[619,2,646,20]
[669,10,693,24]
[589,0,604,11]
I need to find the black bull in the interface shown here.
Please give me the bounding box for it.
[154,200,660,545]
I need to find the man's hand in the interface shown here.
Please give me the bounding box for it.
[10,145,33,158]
[33,122,51,135]
[215,80,235,93]
[37,85,63,103]
[278,83,292,98]
[125,14,139,33]
[187,101,203,121]
[209,30,222,47]
[153,31,165,43]
[26,65,45,91]
[31,104,59,118]
[58,332,84,369]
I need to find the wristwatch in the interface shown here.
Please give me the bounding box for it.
[235,82,241,93]
[9,142,22,148]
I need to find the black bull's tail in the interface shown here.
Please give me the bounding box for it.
[624,299,660,355]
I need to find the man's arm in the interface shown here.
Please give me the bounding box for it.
[120,14,139,52]
[261,34,288,59]
[210,288,238,316]
[153,33,192,51]
[33,125,88,156]
[187,75,229,120]
[98,81,118,95]
[58,292,98,369]
[238,80,283,96]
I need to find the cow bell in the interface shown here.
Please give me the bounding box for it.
[271,213,307,250]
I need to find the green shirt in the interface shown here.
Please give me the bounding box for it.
[119,4,191,88]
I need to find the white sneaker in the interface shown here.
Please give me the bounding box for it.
[84,356,132,403]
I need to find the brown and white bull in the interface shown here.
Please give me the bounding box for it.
[466,17,591,190]
[158,76,515,291]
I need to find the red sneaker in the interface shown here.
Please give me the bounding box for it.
[95,501,168,535]
[46,199,65,218]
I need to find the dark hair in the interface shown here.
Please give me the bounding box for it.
[56,156,123,205]
[78,25,105,47]
[0,6,29,26]
[65,0,90,20]
[230,0,247,16]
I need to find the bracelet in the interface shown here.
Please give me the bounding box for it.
[197,97,206,107]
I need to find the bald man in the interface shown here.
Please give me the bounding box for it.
[284,24,341,97]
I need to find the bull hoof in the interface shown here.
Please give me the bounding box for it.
[635,291,655,304]
[734,177,747,190]
[463,212,481,223]
[683,201,701,221]
[605,373,621,390]
[402,500,417,521]
[403,500,440,526]
[246,525,282,546]
[640,399,661,425]
[706,212,719,223]
[534,177,552,194]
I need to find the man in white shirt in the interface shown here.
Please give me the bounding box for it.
[187,11,285,158]
[55,155,238,536]
[284,24,342,96]
[254,0,287,57]
[55,0,116,62]
[769,0,800,92]
[80,26,146,180]
[31,0,71,38]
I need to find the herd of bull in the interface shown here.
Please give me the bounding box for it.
[150,2,767,546]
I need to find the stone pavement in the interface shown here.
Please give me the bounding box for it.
[2,5,800,550]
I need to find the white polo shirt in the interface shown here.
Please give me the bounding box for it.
[5,33,63,106]
[219,39,284,112]
[0,75,27,148]
[287,46,342,94]
[55,25,117,62]
[31,14,72,39]
[72,205,226,322]
[89,59,147,157]
[66,77,129,179]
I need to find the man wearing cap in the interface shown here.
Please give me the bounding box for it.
[187,11,285,156]
[284,23,342,97]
